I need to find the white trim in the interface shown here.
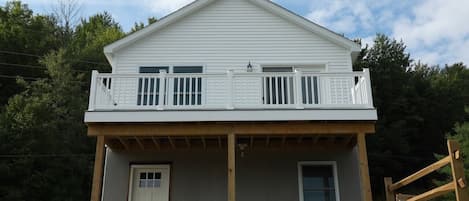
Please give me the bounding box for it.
[128,164,171,201]
[84,109,377,123]
[297,161,341,201]
[103,0,360,68]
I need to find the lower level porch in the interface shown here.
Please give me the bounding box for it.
[88,121,374,201]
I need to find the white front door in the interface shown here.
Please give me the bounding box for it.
[129,165,171,201]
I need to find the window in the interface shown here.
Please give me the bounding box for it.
[172,66,203,106]
[298,162,340,201]
[137,67,169,106]
[138,172,162,188]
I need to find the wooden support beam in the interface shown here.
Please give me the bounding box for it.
[117,137,130,150]
[184,137,191,148]
[134,137,144,150]
[90,136,105,201]
[151,137,160,150]
[228,133,236,201]
[407,182,454,201]
[396,194,415,201]
[201,136,206,149]
[447,140,469,201]
[384,177,395,201]
[88,122,375,136]
[357,133,373,201]
[168,136,176,149]
[389,156,451,191]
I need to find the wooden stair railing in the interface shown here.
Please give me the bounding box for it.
[384,140,469,201]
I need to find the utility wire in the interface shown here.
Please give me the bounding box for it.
[0,154,95,158]
[0,62,89,72]
[0,50,110,66]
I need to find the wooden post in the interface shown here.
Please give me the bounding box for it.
[447,140,469,201]
[357,133,373,201]
[384,177,395,201]
[90,136,106,201]
[294,69,304,109]
[228,133,236,201]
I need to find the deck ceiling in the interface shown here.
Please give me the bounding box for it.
[88,121,375,136]
[105,134,357,151]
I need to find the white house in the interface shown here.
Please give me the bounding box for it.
[85,0,377,201]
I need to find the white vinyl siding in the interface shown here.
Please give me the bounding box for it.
[111,0,354,107]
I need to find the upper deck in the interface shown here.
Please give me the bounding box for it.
[84,69,377,123]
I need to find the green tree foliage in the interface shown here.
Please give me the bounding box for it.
[0,1,61,104]
[355,34,469,198]
[68,12,125,73]
[130,17,157,33]
[0,50,93,201]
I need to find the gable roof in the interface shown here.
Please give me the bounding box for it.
[104,0,361,57]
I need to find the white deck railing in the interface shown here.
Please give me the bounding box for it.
[88,69,374,111]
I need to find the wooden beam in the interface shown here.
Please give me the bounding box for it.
[151,137,160,150]
[201,136,206,149]
[406,182,454,201]
[117,137,130,150]
[357,133,373,201]
[384,177,395,201]
[265,136,270,147]
[87,122,375,136]
[390,156,451,191]
[168,136,176,149]
[448,140,469,201]
[184,137,191,148]
[90,136,105,201]
[228,133,236,201]
[134,137,144,150]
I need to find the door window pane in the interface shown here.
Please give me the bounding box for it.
[301,165,337,201]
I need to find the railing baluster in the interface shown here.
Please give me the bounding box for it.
[263,76,268,104]
[286,76,291,104]
[158,70,166,109]
[280,76,284,104]
[182,76,186,106]
[195,77,199,105]
[268,77,273,105]
[189,76,193,105]
[146,77,151,106]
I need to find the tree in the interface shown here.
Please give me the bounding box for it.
[130,17,157,33]
[0,49,94,201]
[68,12,125,73]
[0,1,61,105]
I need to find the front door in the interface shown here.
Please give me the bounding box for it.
[129,165,171,201]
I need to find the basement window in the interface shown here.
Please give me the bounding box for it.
[298,162,340,201]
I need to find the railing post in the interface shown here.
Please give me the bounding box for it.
[447,140,469,201]
[88,70,99,111]
[226,70,234,109]
[294,69,304,109]
[363,68,374,108]
[157,70,167,110]
[384,177,395,201]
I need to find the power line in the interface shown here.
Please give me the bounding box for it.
[0,50,110,66]
[0,62,89,73]
[0,74,88,83]
[0,154,95,158]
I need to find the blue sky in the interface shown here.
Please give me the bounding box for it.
[2,0,469,66]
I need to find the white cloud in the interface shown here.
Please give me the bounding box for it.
[391,0,469,65]
[143,0,195,16]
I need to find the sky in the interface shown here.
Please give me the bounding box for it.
[2,0,469,66]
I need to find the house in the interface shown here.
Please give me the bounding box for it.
[84,0,377,201]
